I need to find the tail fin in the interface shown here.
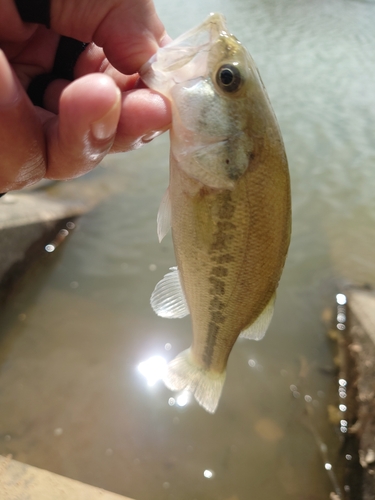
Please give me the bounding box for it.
[163,349,226,413]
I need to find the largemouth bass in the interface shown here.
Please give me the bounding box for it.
[140,13,291,413]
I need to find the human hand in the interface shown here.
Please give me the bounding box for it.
[0,0,172,192]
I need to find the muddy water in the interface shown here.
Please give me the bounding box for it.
[1,0,375,499]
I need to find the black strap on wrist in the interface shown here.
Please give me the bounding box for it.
[27,73,58,107]
[14,0,88,107]
[14,0,51,28]
[27,38,88,107]
[53,37,89,81]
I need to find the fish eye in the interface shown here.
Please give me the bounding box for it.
[216,64,242,93]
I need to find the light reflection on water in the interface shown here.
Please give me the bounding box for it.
[137,355,167,387]
[0,0,374,499]
[203,469,214,479]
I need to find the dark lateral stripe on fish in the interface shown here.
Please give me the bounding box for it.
[202,191,237,368]
[203,322,220,367]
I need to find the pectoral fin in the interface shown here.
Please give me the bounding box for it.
[240,293,276,341]
[193,134,251,186]
[172,134,252,190]
[151,267,190,318]
[157,187,171,242]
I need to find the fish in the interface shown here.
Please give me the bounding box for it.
[140,13,291,413]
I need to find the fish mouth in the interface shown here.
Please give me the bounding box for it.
[167,13,228,59]
[140,13,229,84]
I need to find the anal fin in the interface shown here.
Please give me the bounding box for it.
[240,293,276,341]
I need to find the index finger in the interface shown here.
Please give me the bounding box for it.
[50,0,168,74]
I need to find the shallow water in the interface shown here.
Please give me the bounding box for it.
[1,0,375,499]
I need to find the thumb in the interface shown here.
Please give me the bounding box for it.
[45,73,121,180]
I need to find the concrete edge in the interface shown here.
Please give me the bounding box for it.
[0,455,135,500]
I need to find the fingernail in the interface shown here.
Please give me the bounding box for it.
[91,88,121,141]
[0,50,20,107]
[159,32,173,47]
[142,130,165,143]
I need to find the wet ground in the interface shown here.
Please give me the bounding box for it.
[1,0,375,499]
